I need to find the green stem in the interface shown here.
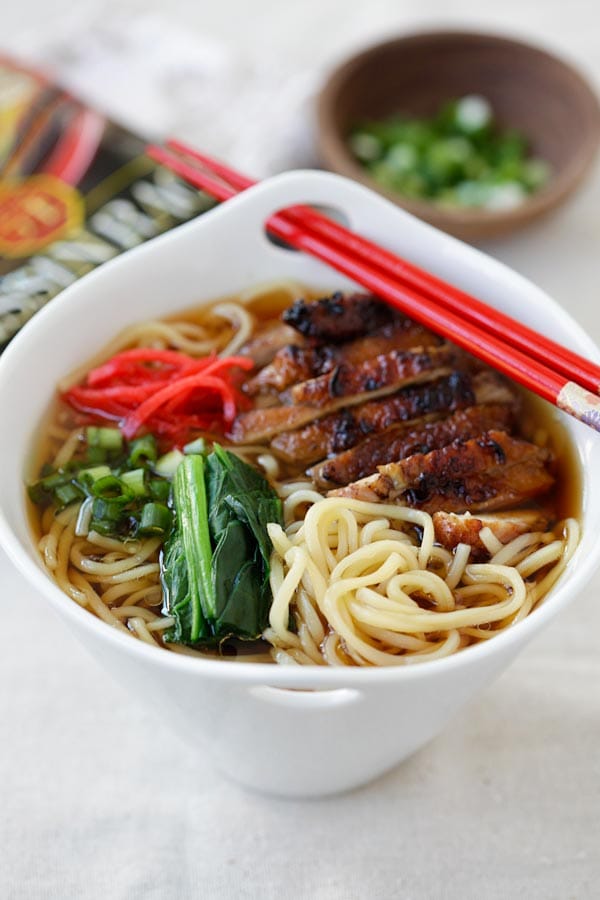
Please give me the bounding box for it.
[173,455,215,641]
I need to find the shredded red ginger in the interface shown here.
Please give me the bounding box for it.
[63,348,254,444]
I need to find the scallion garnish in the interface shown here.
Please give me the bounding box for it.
[128,434,158,467]
[86,426,123,451]
[183,437,207,455]
[91,474,134,502]
[85,446,108,464]
[77,465,112,487]
[348,94,551,209]
[154,449,185,479]
[91,497,126,520]
[149,479,171,502]
[121,468,146,497]
[28,433,173,541]
[55,483,85,508]
[138,502,173,536]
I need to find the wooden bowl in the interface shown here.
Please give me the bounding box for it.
[317,31,600,241]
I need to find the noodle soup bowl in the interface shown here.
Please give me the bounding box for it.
[1,170,600,798]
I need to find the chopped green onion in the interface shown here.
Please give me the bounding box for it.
[138,502,173,536]
[90,496,127,524]
[183,437,207,455]
[454,94,492,134]
[28,433,175,543]
[85,446,107,465]
[128,434,158,467]
[86,426,123,451]
[149,479,171,502]
[120,468,147,497]
[349,95,551,208]
[88,516,122,537]
[92,475,133,501]
[28,469,77,505]
[154,449,185,479]
[77,465,112,485]
[40,472,70,491]
[55,482,85,508]
[348,131,383,163]
[28,481,52,505]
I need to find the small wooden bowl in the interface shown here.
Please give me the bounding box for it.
[317,31,600,241]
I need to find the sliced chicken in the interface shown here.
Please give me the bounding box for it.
[245,321,440,395]
[229,404,321,443]
[330,430,554,514]
[282,292,400,342]
[269,370,515,465]
[238,323,303,368]
[246,342,338,397]
[287,345,460,408]
[232,347,459,444]
[432,510,552,561]
[309,404,513,489]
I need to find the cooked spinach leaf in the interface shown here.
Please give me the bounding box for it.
[162,447,282,646]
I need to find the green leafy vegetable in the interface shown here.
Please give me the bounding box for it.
[162,446,283,646]
[168,454,215,642]
[29,433,283,645]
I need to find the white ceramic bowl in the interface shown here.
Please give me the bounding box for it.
[1,170,600,798]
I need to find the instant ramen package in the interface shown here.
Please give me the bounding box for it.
[0,56,214,353]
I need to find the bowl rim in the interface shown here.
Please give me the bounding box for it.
[1,168,600,688]
[316,28,600,230]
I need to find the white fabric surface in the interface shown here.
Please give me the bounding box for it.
[2,2,600,898]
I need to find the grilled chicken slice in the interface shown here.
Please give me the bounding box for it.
[231,348,458,444]
[432,510,552,561]
[271,371,518,466]
[238,322,303,368]
[282,292,400,342]
[245,321,440,395]
[331,430,554,514]
[270,370,515,465]
[229,405,323,443]
[287,345,459,408]
[271,373,473,464]
[246,343,338,396]
[309,404,513,489]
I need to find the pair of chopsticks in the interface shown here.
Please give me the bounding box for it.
[146,139,600,435]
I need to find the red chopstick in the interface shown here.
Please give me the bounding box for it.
[165,139,600,397]
[146,142,600,435]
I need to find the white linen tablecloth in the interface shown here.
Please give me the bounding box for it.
[1,2,600,897]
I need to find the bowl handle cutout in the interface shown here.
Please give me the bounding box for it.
[248,685,363,709]
[262,202,352,252]
[219,169,411,260]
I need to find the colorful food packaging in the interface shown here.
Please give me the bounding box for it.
[0,56,214,352]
